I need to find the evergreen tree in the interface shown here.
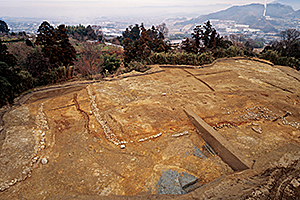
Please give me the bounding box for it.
[0,20,9,33]
[271,29,300,59]
[56,24,77,66]
[201,21,213,48]
[181,38,197,54]
[192,25,202,51]
[0,39,17,67]
[35,21,76,67]
[122,23,170,65]
[186,20,231,54]
[0,39,34,106]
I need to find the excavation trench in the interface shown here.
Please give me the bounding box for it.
[1,59,300,199]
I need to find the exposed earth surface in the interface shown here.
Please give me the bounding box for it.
[0,58,300,199]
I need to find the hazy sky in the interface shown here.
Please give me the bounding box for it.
[0,0,275,20]
[1,0,274,7]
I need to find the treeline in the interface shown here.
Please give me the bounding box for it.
[121,24,170,68]
[0,21,77,107]
[259,29,300,70]
[66,24,103,42]
[1,19,300,108]
[122,20,300,71]
[0,20,124,107]
[119,21,254,67]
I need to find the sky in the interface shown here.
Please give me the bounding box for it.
[0,0,274,7]
[0,0,277,20]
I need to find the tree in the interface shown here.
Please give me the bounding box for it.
[0,39,17,67]
[181,38,197,54]
[201,21,213,48]
[91,25,104,42]
[101,54,121,75]
[56,24,77,66]
[35,21,57,63]
[271,29,300,59]
[157,23,169,38]
[75,43,103,77]
[35,21,76,67]
[200,20,230,50]
[66,24,103,42]
[122,24,170,65]
[187,20,231,53]
[0,60,34,107]
[0,60,35,106]
[122,24,141,41]
[192,25,202,51]
[182,21,227,54]
[0,20,9,33]
[24,47,53,78]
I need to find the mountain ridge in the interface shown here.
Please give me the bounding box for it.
[273,0,300,10]
[175,3,297,33]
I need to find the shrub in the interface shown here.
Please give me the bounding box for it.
[101,53,121,76]
[259,50,300,70]
[225,46,244,57]
[127,61,149,72]
[0,62,34,107]
[146,52,215,66]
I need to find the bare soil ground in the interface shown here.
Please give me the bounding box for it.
[0,58,300,199]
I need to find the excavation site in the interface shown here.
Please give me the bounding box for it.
[1,58,300,199]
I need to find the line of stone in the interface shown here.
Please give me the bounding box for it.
[0,104,49,191]
[86,85,163,148]
[86,85,124,147]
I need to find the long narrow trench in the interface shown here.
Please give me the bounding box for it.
[182,69,215,92]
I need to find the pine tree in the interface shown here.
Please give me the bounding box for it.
[0,39,17,67]
[0,20,9,33]
[35,21,76,67]
[192,25,202,51]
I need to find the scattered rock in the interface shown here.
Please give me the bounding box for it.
[157,170,185,195]
[41,158,48,165]
[193,145,206,159]
[172,131,189,137]
[157,170,199,195]
[179,172,198,189]
[252,126,262,134]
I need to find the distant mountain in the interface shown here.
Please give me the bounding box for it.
[290,9,300,19]
[267,3,295,18]
[273,0,300,10]
[175,3,296,33]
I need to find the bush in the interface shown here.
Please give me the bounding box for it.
[14,70,35,95]
[39,70,58,85]
[127,61,149,72]
[225,46,244,57]
[0,62,35,107]
[259,50,300,70]
[0,73,12,106]
[213,48,227,59]
[146,52,215,66]
[101,53,121,76]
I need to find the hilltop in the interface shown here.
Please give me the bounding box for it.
[274,0,300,10]
[0,58,300,199]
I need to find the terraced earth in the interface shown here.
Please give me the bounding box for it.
[0,58,300,199]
